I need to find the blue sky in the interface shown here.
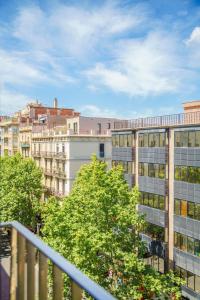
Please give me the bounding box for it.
[0,0,200,118]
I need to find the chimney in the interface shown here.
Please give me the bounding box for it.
[53,98,58,109]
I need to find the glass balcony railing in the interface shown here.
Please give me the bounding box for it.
[0,221,115,300]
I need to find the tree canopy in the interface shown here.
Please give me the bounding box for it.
[42,155,182,299]
[0,154,42,228]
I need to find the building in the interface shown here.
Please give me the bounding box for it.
[0,117,19,156]
[66,115,118,135]
[112,101,200,300]
[0,99,80,157]
[32,126,112,197]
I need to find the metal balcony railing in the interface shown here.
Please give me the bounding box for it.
[0,221,115,300]
[114,110,200,130]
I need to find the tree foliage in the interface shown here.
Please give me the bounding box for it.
[42,155,182,299]
[0,154,42,228]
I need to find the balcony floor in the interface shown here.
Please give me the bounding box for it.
[0,230,10,300]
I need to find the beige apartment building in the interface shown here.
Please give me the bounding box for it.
[32,127,112,198]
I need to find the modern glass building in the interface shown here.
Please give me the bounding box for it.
[112,101,200,299]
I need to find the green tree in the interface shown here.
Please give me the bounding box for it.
[0,154,43,228]
[42,156,182,299]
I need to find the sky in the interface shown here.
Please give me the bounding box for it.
[0,0,200,119]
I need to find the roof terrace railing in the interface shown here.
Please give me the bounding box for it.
[114,110,200,130]
[0,221,116,300]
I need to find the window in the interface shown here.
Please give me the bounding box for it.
[159,133,165,147]
[144,163,148,176]
[180,200,187,217]
[159,196,165,210]
[188,202,195,219]
[148,163,155,177]
[56,144,59,154]
[187,272,195,290]
[97,123,101,134]
[99,143,105,158]
[127,162,132,174]
[62,180,65,195]
[174,130,200,147]
[139,134,144,147]
[119,135,124,147]
[174,232,180,248]
[144,133,148,147]
[175,166,200,184]
[73,122,78,134]
[62,143,65,153]
[149,133,154,147]
[195,204,200,221]
[195,275,200,293]
[153,195,159,209]
[127,134,132,147]
[187,237,194,254]
[188,131,195,147]
[148,193,154,207]
[107,123,111,129]
[180,234,187,251]
[196,131,200,147]
[154,133,160,147]
[139,163,144,176]
[174,199,180,215]
[159,164,165,179]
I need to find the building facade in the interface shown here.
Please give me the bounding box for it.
[112,102,200,300]
[32,128,112,198]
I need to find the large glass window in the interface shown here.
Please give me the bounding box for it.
[180,234,187,251]
[144,163,148,177]
[175,130,200,147]
[175,132,181,147]
[159,133,165,147]
[149,133,154,147]
[174,199,180,215]
[195,204,200,221]
[188,202,195,219]
[188,131,196,147]
[127,134,132,147]
[159,196,165,210]
[180,200,187,217]
[187,271,195,290]
[195,275,200,293]
[144,133,148,147]
[148,163,155,177]
[175,267,200,293]
[180,131,188,147]
[175,165,200,184]
[159,164,165,179]
[187,237,194,254]
[139,134,144,147]
[140,192,165,211]
[119,135,124,147]
[196,131,200,147]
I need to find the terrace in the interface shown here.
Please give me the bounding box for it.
[114,110,200,130]
[0,221,115,300]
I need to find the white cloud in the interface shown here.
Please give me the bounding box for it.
[0,88,30,115]
[186,26,200,45]
[80,104,122,118]
[12,3,146,58]
[85,31,187,96]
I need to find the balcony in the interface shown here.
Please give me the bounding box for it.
[54,152,67,160]
[114,110,200,130]
[44,168,54,176]
[32,151,41,158]
[21,142,30,148]
[41,151,54,158]
[0,221,115,300]
[53,168,66,179]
